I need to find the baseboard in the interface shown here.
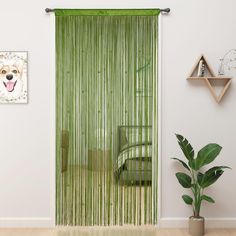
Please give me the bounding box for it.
[0,217,54,228]
[0,217,235,228]
[159,217,236,228]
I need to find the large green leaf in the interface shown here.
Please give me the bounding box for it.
[195,143,222,170]
[175,134,194,161]
[205,166,231,176]
[182,195,193,205]
[176,172,192,188]
[172,158,190,171]
[199,166,230,188]
[201,195,215,203]
[199,170,224,188]
[197,172,204,185]
[189,159,197,170]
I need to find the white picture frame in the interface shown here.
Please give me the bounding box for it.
[0,51,28,103]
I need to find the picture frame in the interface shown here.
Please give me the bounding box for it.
[0,51,28,103]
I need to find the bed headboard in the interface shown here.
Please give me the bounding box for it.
[118,126,152,152]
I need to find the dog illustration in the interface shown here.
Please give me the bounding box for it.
[0,60,24,100]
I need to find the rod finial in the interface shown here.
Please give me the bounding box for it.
[45,8,54,13]
[160,8,170,13]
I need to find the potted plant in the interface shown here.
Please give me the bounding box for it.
[172,134,230,236]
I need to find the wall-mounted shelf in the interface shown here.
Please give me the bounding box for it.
[187,55,233,103]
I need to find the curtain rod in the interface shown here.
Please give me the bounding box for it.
[45,8,170,14]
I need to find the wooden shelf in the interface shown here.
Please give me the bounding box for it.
[187,55,233,103]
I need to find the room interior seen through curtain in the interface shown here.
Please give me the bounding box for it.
[56,9,159,225]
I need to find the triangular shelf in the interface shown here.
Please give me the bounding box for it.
[187,54,233,103]
[205,77,232,103]
[188,54,215,78]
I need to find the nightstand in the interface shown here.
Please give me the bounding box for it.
[88,149,112,171]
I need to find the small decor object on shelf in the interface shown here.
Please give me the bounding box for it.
[0,51,27,103]
[172,134,231,236]
[187,54,233,103]
[218,58,225,76]
[197,59,205,77]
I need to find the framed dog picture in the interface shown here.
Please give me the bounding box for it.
[0,51,27,103]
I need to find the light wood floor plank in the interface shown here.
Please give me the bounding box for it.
[0,227,235,236]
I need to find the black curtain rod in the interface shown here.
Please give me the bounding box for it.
[45,8,170,13]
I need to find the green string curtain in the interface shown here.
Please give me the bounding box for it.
[56,9,159,226]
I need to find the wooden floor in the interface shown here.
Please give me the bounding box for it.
[58,166,153,225]
[0,227,235,236]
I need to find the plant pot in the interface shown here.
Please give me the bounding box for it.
[189,216,205,236]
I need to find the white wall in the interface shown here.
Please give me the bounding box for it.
[0,0,54,227]
[0,0,235,228]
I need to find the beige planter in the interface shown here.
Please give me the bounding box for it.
[189,216,205,236]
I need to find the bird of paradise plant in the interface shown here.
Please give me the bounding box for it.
[172,134,230,217]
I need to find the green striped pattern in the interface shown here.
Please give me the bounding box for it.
[56,13,159,226]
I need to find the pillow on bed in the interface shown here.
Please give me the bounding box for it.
[121,142,152,152]
[126,128,152,145]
